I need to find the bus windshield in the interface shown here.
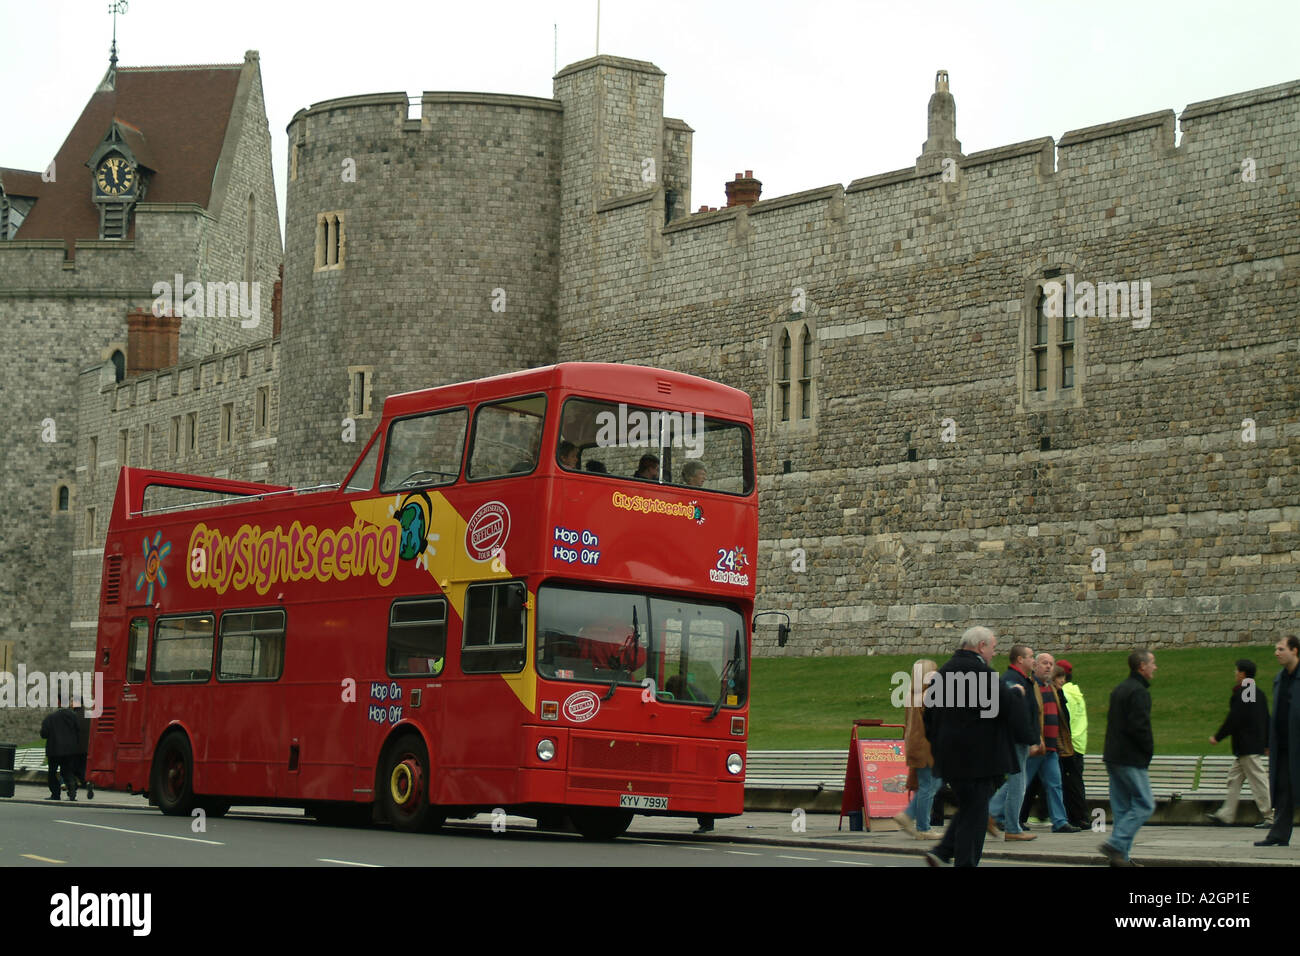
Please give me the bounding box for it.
[557,398,753,495]
[536,584,747,707]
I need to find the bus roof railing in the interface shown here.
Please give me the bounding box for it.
[128,482,341,518]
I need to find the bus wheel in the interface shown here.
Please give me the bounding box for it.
[571,808,633,841]
[381,734,443,833]
[152,733,196,816]
[199,798,231,818]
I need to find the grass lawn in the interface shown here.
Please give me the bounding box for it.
[750,644,1280,755]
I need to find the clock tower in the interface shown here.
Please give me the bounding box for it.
[87,119,152,238]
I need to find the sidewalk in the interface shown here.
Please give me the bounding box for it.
[5,783,1294,866]
[625,811,1299,867]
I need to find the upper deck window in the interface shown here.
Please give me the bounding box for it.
[380,407,468,492]
[467,395,546,480]
[556,398,754,496]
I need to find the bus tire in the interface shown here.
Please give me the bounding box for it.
[199,798,231,818]
[571,808,633,841]
[152,732,197,817]
[380,733,443,833]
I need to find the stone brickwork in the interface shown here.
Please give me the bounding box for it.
[279,91,563,487]
[552,65,1300,656]
[0,53,282,741]
[67,338,281,663]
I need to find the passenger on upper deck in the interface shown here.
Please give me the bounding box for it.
[557,441,579,470]
[633,455,660,481]
[682,461,707,488]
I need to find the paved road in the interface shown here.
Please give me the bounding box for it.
[1,795,1043,867]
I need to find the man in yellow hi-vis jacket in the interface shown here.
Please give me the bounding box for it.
[1058,659,1090,829]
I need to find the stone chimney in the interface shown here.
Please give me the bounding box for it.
[126,308,181,376]
[725,170,762,207]
[916,70,963,172]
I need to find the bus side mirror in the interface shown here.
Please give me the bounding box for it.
[778,624,790,648]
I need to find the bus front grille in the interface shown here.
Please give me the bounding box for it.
[571,737,674,773]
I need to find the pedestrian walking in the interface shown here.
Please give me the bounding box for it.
[1019,653,1080,833]
[70,696,95,799]
[1255,635,1300,848]
[1056,659,1090,829]
[988,644,1038,841]
[1100,649,1158,866]
[40,698,81,801]
[1206,659,1271,827]
[922,626,1021,867]
[894,658,943,840]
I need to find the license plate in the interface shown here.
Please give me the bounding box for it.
[619,794,668,810]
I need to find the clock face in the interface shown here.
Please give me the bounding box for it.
[95,156,137,197]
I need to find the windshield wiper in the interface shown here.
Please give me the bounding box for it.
[602,604,641,701]
[706,630,743,720]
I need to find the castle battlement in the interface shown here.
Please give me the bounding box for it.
[80,336,280,412]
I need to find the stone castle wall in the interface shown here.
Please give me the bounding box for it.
[0,54,283,740]
[552,66,1299,656]
[278,91,564,487]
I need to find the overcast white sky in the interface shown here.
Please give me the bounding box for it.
[5,0,1298,239]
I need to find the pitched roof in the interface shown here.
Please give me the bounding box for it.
[10,62,243,243]
[0,167,44,198]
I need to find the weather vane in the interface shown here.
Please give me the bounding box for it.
[108,0,128,70]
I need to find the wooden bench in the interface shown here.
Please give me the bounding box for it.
[14,748,47,771]
[745,750,848,790]
[1187,754,1260,800]
[1080,754,1200,803]
[744,750,850,811]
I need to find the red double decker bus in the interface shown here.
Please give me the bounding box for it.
[90,363,756,839]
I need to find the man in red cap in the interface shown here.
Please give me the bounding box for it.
[1057,659,1090,829]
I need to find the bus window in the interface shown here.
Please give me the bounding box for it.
[217,609,286,681]
[537,584,745,706]
[467,395,546,480]
[387,598,447,676]
[461,581,526,673]
[153,614,215,683]
[380,408,468,491]
[557,397,754,494]
[127,617,149,683]
[344,438,382,493]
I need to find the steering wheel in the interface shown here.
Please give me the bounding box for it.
[397,469,455,487]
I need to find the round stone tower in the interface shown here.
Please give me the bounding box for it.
[280,91,563,485]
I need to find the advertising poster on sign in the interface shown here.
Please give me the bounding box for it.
[857,739,909,818]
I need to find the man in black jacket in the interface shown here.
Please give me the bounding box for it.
[1256,634,1300,848]
[1100,649,1157,866]
[40,699,81,801]
[1207,659,1272,827]
[988,644,1038,841]
[923,625,1022,867]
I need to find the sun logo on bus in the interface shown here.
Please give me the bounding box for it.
[391,491,438,570]
[136,531,172,604]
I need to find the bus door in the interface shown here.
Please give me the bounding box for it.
[207,609,287,799]
[116,615,152,746]
[438,581,529,804]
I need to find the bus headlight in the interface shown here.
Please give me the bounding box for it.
[537,739,556,762]
[726,753,743,775]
